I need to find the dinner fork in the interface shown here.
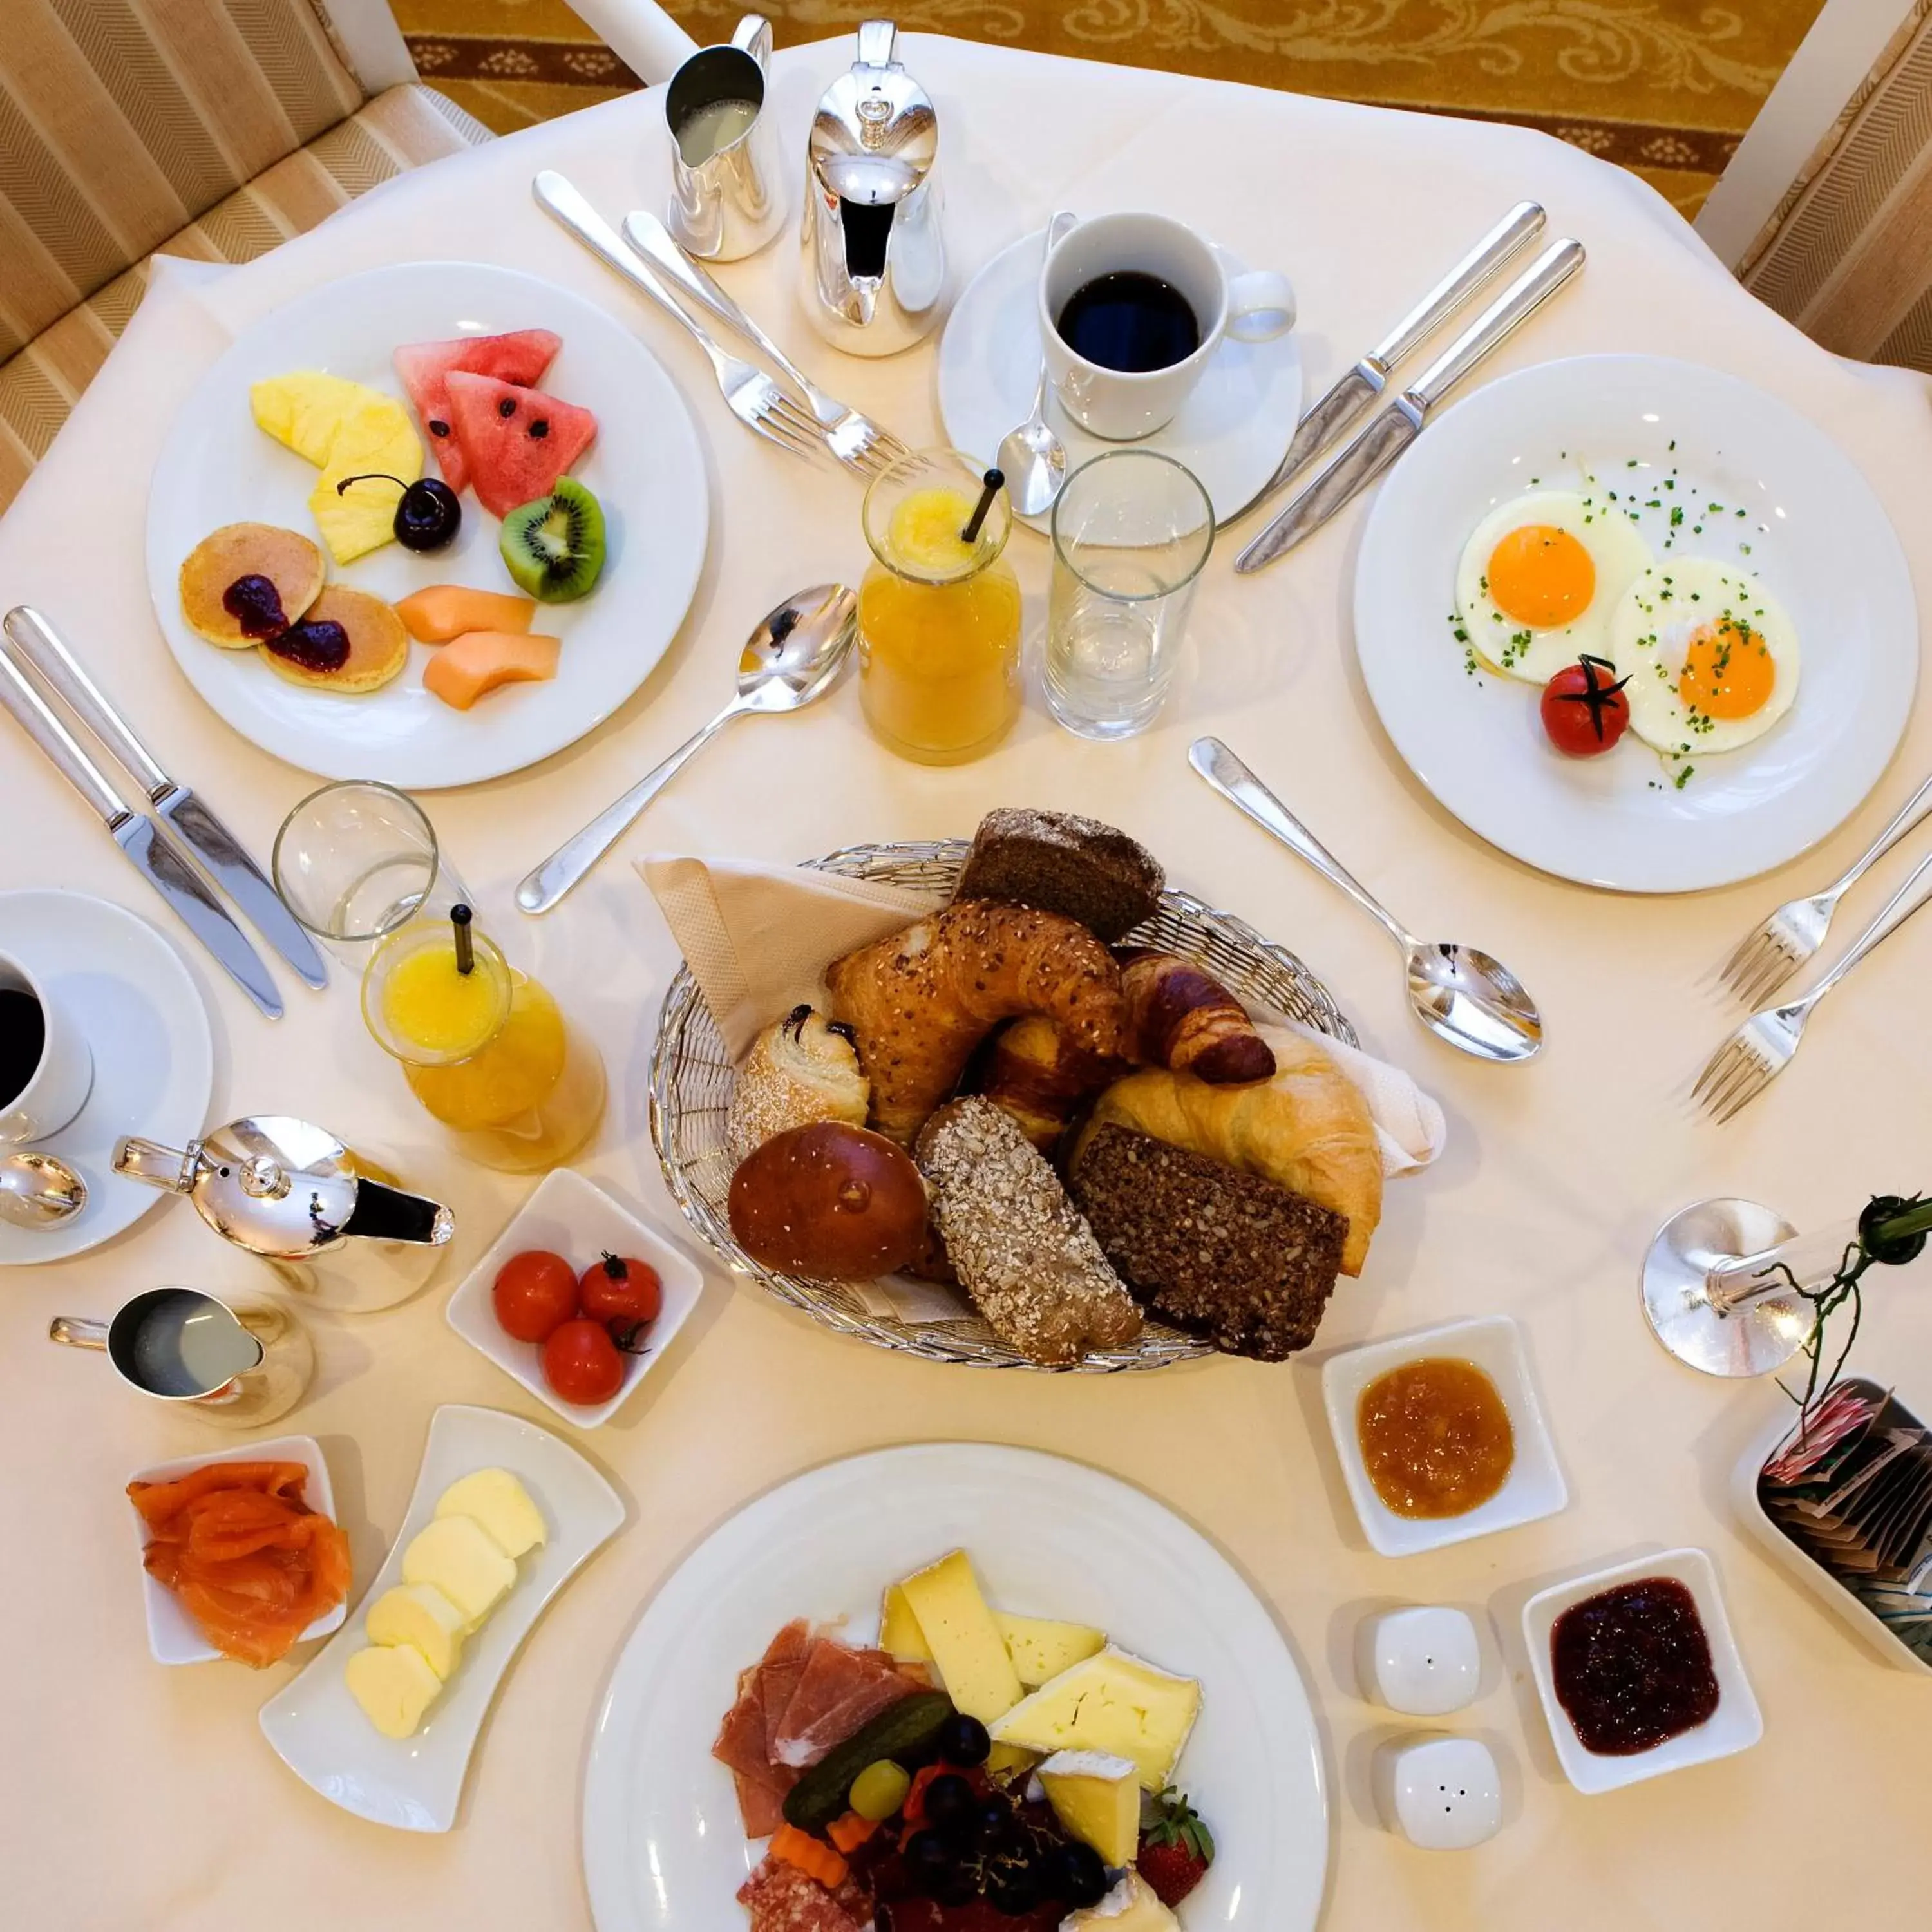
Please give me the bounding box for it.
[621,209,909,480]
[1694,848,1932,1122]
[1717,772,1932,1005]
[533,171,820,462]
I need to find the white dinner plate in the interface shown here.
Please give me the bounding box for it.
[938,228,1303,528]
[582,1443,1327,1932]
[1354,355,1918,892]
[259,1403,624,1832]
[146,261,708,789]
[0,889,213,1265]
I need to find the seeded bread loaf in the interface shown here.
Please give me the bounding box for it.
[951,808,1164,943]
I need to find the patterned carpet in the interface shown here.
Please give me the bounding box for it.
[392,0,1829,218]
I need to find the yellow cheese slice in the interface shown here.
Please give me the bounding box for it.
[896,1549,1023,1725]
[997,1613,1106,1687]
[345,1642,442,1739]
[1038,1750,1141,1866]
[435,1469,546,1559]
[401,1514,516,1627]
[365,1582,467,1680]
[990,1646,1201,1791]
[880,1583,933,1662]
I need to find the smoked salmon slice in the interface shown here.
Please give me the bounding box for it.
[129,1460,351,1668]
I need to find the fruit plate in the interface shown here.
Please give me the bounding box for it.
[258,1403,623,1832]
[581,1442,1328,1932]
[1353,355,1917,892]
[145,260,708,789]
[648,839,1359,1372]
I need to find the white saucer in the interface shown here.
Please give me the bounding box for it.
[937,227,1303,527]
[0,890,214,1265]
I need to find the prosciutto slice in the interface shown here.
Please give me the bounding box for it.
[768,1638,920,1770]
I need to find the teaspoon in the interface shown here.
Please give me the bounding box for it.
[0,1150,88,1228]
[518,584,858,914]
[1189,737,1543,1062]
[997,211,1079,518]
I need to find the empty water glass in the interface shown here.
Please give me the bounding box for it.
[1045,451,1213,739]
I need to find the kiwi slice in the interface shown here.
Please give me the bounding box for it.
[499,478,606,603]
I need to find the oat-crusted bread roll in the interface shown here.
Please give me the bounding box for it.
[1068,1123,1345,1360]
[1071,1034,1381,1275]
[726,1005,869,1166]
[915,1098,1142,1366]
[825,904,1128,1145]
[951,808,1164,943]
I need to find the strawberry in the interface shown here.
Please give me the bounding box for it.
[1138,1786,1214,1908]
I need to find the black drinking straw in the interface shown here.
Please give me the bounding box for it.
[960,468,1003,544]
[451,904,475,976]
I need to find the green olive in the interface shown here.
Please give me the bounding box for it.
[849,1759,912,1823]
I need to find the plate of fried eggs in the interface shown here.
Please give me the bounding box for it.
[1354,355,1915,891]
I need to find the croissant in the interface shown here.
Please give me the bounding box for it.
[973,1014,1124,1151]
[825,903,1128,1144]
[1071,1033,1381,1274]
[1117,949,1276,1084]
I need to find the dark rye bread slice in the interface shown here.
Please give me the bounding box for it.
[951,808,1163,943]
[1068,1122,1346,1361]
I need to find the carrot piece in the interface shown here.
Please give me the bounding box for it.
[770,1822,849,1889]
[827,1812,880,1855]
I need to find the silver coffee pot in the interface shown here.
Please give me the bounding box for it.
[115,1115,453,1314]
[800,21,945,356]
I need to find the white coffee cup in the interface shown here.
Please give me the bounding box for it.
[1039,211,1296,442]
[0,950,92,1146]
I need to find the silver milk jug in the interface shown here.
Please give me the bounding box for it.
[665,14,784,261]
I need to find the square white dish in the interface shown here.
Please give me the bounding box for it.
[258,1403,624,1831]
[446,1168,705,1427]
[128,1435,345,1665]
[1321,1315,1567,1556]
[1522,1546,1763,1794]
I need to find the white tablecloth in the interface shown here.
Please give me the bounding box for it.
[3,35,1929,1929]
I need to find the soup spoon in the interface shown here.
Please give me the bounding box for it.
[517,584,858,914]
[0,1150,87,1228]
[1189,737,1543,1063]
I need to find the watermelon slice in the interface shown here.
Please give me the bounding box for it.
[444,372,599,520]
[393,330,560,496]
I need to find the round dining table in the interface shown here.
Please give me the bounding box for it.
[3,31,1929,1930]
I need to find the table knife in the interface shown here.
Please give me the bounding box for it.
[1228,200,1546,526]
[1235,237,1585,575]
[0,645,283,1018]
[2,607,326,989]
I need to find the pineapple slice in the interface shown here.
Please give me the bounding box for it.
[251,372,372,467]
[310,396,422,564]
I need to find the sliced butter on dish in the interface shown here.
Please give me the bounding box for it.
[1061,1871,1179,1931]
[345,1642,443,1739]
[401,1514,517,1627]
[435,1468,547,1560]
[365,1582,468,1681]
[896,1549,1023,1725]
[997,1612,1106,1688]
[1037,1750,1141,1866]
[990,1645,1201,1792]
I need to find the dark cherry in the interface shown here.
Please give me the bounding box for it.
[1041,1841,1108,1908]
[922,1772,979,1845]
[222,574,287,639]
[265,618,350,674]
[934,1712,991,1767]
[334,471,462,553]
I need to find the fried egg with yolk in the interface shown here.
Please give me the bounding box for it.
[1454,490,1653,685]
[1608,558,1799,757]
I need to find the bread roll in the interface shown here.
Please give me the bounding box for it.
[727,1123,927,1280]
[726,1005,870,1165]
[951,808,1163,942]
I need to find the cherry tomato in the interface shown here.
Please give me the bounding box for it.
[1540,654,1632,757]
[492,1249,580,1343]
[579,1251,663,1329]
[542,1317,626,1405]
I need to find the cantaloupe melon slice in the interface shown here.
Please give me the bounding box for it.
[395,585,537,643]
[422,629,560,710]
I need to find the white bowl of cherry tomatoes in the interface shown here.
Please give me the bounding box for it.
[446,1168,705,1426]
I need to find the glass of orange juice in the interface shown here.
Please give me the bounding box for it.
[858,448,1023,764]
[361,911,605,1174]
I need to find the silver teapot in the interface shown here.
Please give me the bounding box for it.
[800,21,945,356]
[115,1115,453,1314]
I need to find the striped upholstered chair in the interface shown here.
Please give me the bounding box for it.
[0,0,496,514]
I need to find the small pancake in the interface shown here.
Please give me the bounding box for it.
[179,523,325,649]
[260,585,409,695]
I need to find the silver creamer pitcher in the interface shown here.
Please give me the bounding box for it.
[665,14,784,261]
[800,22,945,356]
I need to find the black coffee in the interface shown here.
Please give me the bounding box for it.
[1056,271,1202,373]
[0,987,45,1108]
